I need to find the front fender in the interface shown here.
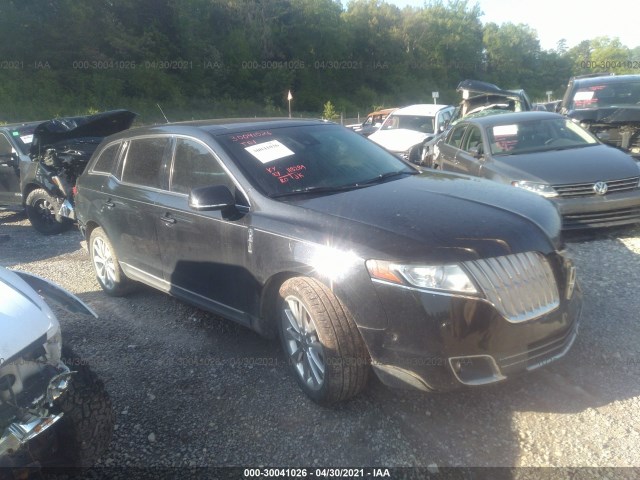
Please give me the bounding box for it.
[20,161,62,198]
[14,271,97,318]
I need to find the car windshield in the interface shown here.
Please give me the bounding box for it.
[571,80,640,109]
[217,123,416,197]
[487,117,599,156]
[381,114,435,134]
[5,124,38,155]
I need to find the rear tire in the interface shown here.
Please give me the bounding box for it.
[278,277,370,405]
[89,227,133,296]
[25,188,71,235]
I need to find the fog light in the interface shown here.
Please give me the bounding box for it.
[448,355,505,386]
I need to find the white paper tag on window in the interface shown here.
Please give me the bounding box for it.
[573,91,594,101]
[493,125,518,136]
[20,134,33,144]
[245,140,294,164]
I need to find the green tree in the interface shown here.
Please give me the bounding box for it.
[322,101,339,120]
[482,22,542,88]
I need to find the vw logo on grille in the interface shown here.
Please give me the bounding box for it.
[593,181,608,195]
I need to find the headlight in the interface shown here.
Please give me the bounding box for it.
[511,181,558,198]
[366,260,477,294]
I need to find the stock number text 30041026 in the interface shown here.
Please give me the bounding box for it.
[243,468,392,478]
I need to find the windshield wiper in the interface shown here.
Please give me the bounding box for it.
[356,169,418,186]
[269,170,417,198]
[270,184,367,198]
[550,144,595,151]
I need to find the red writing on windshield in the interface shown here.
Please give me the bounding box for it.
[231,131,273,142]
[266,165,306,183]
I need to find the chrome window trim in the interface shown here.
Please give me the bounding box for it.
[100,133,252,209]
[87,140,125,176]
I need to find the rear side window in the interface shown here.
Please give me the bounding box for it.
[446,124,467,148]
[463,127,482,152]
[170,138,234,195]
[91,143,120,174]
[121,137,171,189]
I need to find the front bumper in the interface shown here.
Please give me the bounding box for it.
[0,364,73,462]
[553,189,640,229]
[359,258,583,392]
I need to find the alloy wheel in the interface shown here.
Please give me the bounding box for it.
[282,295,326,391]
[34,198,56,225]
[92,237,116,290]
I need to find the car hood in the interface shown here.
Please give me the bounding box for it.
[567,106,640,125]
[272,172,561,263]
[487,144,640,185]
[457,79,532,110]
[0,268,58,366]
[0,268,96,366]
[369,129,431,152]
[30,109,137,157]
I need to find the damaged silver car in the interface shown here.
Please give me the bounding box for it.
[424,79,532,167]
[0,267,113,471]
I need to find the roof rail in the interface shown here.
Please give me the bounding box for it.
[572,72,616,80]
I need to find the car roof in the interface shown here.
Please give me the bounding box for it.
[461,111,563,126]
[103,118,330,141]
[572,74,640,86]
[391,104,451,116]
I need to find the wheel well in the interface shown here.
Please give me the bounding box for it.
[82,221,100,242]
[21,183,41,206]
[257,271,301,339]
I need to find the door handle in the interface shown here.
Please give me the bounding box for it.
[160,215,176,225]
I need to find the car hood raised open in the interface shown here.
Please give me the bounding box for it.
[30,109,137,157]
[452,80,532,123]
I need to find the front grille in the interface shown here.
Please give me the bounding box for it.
[563,206,640,229]
[553,176,639,198]
[497,322,577,371]
[463,252,559,323]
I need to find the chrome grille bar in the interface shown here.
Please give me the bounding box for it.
[553,176,639,197]
[464,252,559,323]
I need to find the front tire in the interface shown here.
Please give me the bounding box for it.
[278,277,370,405]
[407,144,423,164]
[25,188,70,235]
[52,347,115,469]
[89,227,132,296]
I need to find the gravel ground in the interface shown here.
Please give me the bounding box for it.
[1,208,640,475]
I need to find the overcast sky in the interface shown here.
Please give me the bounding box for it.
[384,0,638,51]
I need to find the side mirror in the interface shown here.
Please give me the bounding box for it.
[188,184,235,211]
[0,153,16,167]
